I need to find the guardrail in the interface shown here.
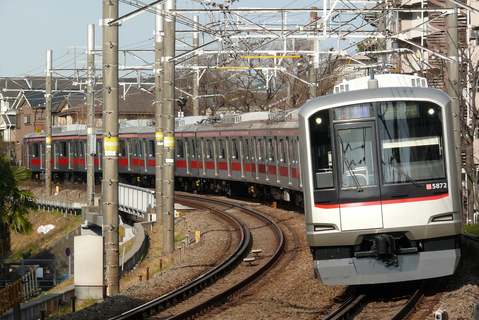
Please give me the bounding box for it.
[118,183,155,220]
[34,183,156,224]
[36,198,84,215]
[0,269,40,316]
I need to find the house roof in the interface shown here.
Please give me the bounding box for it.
[0,114,15,128]
[57,86,155,117]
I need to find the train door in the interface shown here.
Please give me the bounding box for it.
[334,122,383,231]
[40,142,45,170]
[127,139,133,171]
[226,138,232,177]
[53,141,59,169]
[142,139,148,172]
[200,138,206,176]
[184,138,193,174]
[68,141,73,170]
[238,138,245,179]
[253,137,259,180]
[97,139,103,171]
[213,138,219,176]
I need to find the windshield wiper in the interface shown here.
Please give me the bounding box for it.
[338,135,363,192]
[386,160,421,188]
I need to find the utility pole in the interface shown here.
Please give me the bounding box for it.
[102,0,120,296]
[193,15,200,116]
[45,50,52,196]
[87,24,96,208]
[163,0,176,254]
[155,3,164,224]
[446,0,461,215]
[309,9,318,99]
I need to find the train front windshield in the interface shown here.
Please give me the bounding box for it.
[309,100,446,190]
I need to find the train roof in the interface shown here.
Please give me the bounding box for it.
[334,74,428,93]
[299,86,451,120]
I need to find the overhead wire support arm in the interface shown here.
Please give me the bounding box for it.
[109,0,166,25]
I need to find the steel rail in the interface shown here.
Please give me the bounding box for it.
[323,292,367,320]
[108,194,284,320]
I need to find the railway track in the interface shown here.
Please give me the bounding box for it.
[109,194,285,320]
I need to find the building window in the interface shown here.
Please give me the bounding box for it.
[24,115,31,124]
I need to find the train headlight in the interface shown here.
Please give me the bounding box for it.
[428,108,435,115]
[315,117,322,125]
[314,225,335,232]
[432,214,453,222]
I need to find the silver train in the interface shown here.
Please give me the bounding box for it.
[23,74,462,285]
[299,74,462,285]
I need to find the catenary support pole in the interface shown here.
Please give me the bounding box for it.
[87,24,96,208]
[155,3,164,223]
[193,15,200,116]
[446,0,461,217]
[102,0,120,296]
[163,0,176,254]
[45,50,52,196]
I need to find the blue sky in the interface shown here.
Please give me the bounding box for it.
[0,0,323,77]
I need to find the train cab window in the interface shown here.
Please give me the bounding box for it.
[378,101,446,184]
[337,127,376,188]
[176,139,185,158]
[309,109,334,189]
[231,139,239,160]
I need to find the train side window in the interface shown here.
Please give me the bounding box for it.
[60,142,66,157]
[176,139,184,158]
[244,138,250,160]
[232,139,239,160]
[268,139,275,162]
[147,140,154,157]
[309,109,334,189]
[279,139,286,163]
[206,139,212,158]
[139,140,144,157]
[120,140,126,157]
[190,139,196,158]
[257,138,263,161]
[34,143,40,157]
[219,139,226,159]
[78,141,84,157]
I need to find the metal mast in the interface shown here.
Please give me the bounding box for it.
[163,0,176,253]
[102,0,120,296]
[155,3,164,223]
[87,24,96,208]
[45,50,52,196]
[193,15,200,116]
[446,0,461,193]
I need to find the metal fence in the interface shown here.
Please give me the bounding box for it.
[0,259,71,292]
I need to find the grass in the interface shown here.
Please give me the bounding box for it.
[9,209,82,259]
[464,223,479,236]
[9,204,190,317]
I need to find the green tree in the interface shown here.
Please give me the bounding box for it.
[0,154,36,257]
